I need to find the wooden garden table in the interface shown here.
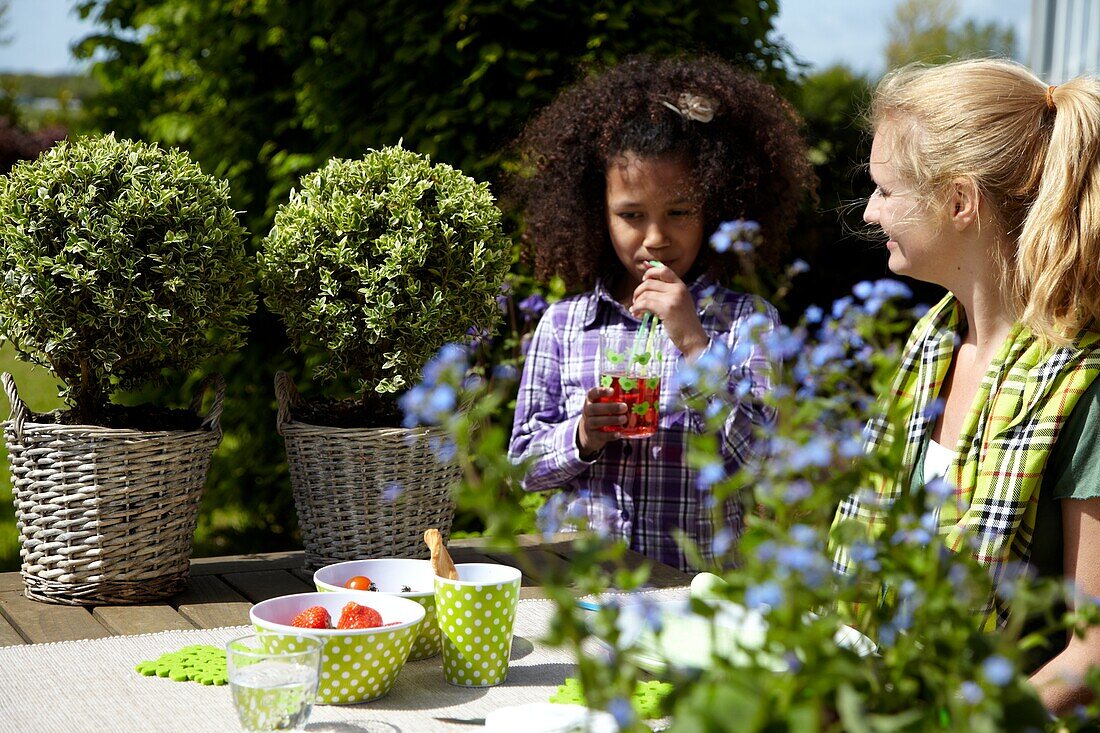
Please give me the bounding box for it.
[0,534,692,645]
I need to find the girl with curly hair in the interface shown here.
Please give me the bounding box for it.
[507,54,813,570]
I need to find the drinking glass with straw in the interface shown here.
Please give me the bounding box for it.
[597,265,663,438]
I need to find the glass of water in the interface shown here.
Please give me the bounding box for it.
[226,633,323,732]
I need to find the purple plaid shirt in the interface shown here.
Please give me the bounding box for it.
[508,274,778,570]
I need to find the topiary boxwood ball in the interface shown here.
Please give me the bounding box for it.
[259,146,511,426]
[0,134,256,426]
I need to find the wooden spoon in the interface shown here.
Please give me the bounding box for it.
[424,528,458,580]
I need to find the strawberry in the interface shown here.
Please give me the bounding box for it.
[290,605,332,629]
[336,601,382,629]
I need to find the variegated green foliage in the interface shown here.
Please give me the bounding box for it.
[0,133,255,420]
[257,146,511,399]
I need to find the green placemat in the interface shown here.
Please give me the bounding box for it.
[549,677,672,720]
[135,644,228,685]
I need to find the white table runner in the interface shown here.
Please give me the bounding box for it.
[0,592,685,732]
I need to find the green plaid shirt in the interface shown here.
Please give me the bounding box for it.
[833,295,1100,627]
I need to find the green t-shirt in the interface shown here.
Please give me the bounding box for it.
[1025,375,1100,580]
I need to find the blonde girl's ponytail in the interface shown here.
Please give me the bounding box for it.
[1017,78,1100,344]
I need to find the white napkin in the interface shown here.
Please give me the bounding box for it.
[484,703,619,732]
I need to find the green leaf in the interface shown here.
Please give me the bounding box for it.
[837,684,873,733]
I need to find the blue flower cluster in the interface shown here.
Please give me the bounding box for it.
[981,654,1014,686]
[878,579,920,647]
[745,580,783,612]
[517,293,549,321]
[716,279,915,418]
[710,219,763,254]
[535,488,616,538]
[851,279,913,315]
[755,524,831,592]
[890,509,940,547]
[398,343,470,428]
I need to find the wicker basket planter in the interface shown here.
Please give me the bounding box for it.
[275,372,460,569]
[1,373,224,605]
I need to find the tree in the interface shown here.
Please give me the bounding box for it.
[73,0,801,556]
[76,1,797,237]
[885,0,1017,71]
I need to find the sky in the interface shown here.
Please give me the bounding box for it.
[0,0,95,75]
[773,0,1033,77]
[0,0,1034,77]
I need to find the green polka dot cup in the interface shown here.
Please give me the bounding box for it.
[314,558,441,660]
[250,591,425,704]
[435,563,522,687]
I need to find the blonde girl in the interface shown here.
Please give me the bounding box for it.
[833,58,1100,714]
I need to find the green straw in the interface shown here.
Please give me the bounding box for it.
[627,261,663,374]
[629,313,652,375]
[644,317,659,364]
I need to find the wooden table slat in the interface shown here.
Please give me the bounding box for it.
[91,605,196,636]
[174,575,253,630]
[289,567,314,586]
[620,549,693,587]
[0,573,25,594]
[189,551,304,576]
[0,591,110,644]
[446,548,536,585]
[484,547,571,585]
[220,569,313,604]
[0,601,27,647]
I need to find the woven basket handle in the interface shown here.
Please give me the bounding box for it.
[1,372,28,441]
[190,374,226,432]
[274,371,301,435]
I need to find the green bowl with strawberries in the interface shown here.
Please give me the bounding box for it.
[250,591,424,704]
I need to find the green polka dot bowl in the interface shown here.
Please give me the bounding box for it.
[435,563,522,687]
[249,591,425,705]
[313,558,440,660]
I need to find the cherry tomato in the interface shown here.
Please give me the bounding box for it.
[344,575,373,590]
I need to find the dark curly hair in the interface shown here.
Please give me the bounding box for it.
[507,54,815,292]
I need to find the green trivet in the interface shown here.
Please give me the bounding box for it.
[550,677,673,720]
[135,644,228,685]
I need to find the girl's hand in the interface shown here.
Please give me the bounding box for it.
[630,263,709,361]
[576,387,625,459]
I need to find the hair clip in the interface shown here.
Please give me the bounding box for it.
[660,93,718,123]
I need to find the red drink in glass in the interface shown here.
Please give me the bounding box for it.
[597,373,660,438]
